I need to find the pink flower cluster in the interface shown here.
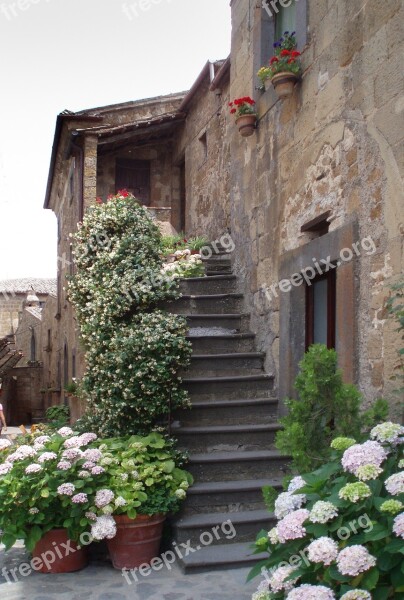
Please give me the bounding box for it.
[307,537,338,565]
[269,565,299,593]
[277,509,310,542]
[95,488,114,508]
[25,464,42,474]
[393,512,404,539]
[286,584,335,599]
[57,483,75,496]
[336,545,376,577]
[385,472,404,496]
[91,515,117,540]
[341,440,387,475]
[71,493,88,504]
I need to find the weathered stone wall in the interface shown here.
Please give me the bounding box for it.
[0,293,48,338]
[7,366,42,425]
[227,0,403,416]
[174,78,231,239]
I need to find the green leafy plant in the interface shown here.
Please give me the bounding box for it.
[249,422,404,599]
[257,32,302,86]
[0,428,192,551]
[276,345,388,474]
[45,405,70,429]
[64,379,78,395]
[68,192,192,436]
[187,236,209,251]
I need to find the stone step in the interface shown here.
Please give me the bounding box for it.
[176,541,267,573]
[180,274,238,295]
[186,313,250,332]
[187,332,256,354]
[168,293,244,315]
[205,263,233,275]
[185,353,265,377]
[173,509,276,546]
[183,374,274,401]
[172,423,281,453]
[200,251,233,263]
[188,450,289,482]
[182,478,283,515]
[175,398,278,426]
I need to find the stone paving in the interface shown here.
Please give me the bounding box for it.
[0,542,258,599]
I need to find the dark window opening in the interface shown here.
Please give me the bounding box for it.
[63,343,69,387]
[301,211,331,238]
[306,270,336,350]
[72,352,76,379]
[199,131,207,161]
[115,158,151,206]
[180,160,186,233]
[30,332,36,362]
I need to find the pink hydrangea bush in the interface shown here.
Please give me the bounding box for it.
[250,422,404,598]
[0,428,192,552]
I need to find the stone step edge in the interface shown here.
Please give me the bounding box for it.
[188,398,278,409]
[187,478,283,495]
[186,332,255,340]
[177,541,267,570]
[171,423,281,434]
[183,374,274,384]
[180,274,237,282]
[191,352,264,360]
[177,293,243,300]
[186,313,249,319]
[188,450,289,464]
[174,508,275,529]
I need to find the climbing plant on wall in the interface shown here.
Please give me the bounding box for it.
[68,191,192,437]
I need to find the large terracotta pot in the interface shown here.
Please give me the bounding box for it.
[32,528,88,574]
[107,514,166,570]
[235,114,257,137]
[271,71,300,99]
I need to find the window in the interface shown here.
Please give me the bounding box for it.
[115,158,151,205]
[275,2,296,39]
[30,332,36,362]
[199,131,207,162]
[72,352,76,379]
[306,270,336,350]
[63,343,69,387]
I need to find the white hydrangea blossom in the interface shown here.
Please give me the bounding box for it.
[306,537,339,565]
[91,515,117,540]
[275,491,306,520]
[340,592,372,600]
[268,565,299,593]
[392,512,404,539]
[370,422,404,445]
[385,472,404,496]
[309,501,339,524]
[337,545,376,577]
[286,584,335,599]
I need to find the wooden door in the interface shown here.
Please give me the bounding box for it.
[115,158,151,205]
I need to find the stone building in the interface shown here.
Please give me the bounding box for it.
[43,0,403,568]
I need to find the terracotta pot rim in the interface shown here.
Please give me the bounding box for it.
[113,513,166,524]
[235,114,257,123]
[271,71,300,83]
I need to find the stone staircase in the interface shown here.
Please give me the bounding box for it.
[168,247,288,572]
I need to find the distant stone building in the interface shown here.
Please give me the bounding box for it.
[44,0,403,422]
[0,279,56,338]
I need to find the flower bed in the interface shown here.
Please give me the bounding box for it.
[250,422,404,599]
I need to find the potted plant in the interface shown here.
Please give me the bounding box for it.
[0,427,100,572]
[187,236,209,255]
[64,379,78,397]
[0,428,192,572]
[96,432,193,570]
[258,31,302,99]
[229,96,258,137]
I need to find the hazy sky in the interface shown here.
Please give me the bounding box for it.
[0,0,231,280]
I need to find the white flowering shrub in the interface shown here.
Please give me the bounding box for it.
[250,422,404,599]
[68,192,192,436]
[0,428,191,550]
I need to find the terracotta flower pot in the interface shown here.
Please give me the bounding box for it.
[235,114,257,137]
[32,528,88,574]
[271,72,300,99]
[107,514,166,570]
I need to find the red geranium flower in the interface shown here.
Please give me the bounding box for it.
[291,50,301,57]
[280,49,291,57]
[230,108,237,114]
[270,56,279,65]
[117,189,130,197]
[96,197,103,204]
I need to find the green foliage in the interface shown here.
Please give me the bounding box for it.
[45,405,70,429]
[0,429,192,551]
[263,485,279,512]
[249,424,404,598]
[276,345,387,473]
[68,193,192,436]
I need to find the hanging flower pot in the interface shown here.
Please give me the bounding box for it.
[271,71,300,99]
[257,32,302,101]
[107,514,166,570]
[229,97,258,138]
[32,529,88,574]
[235,114,257,137]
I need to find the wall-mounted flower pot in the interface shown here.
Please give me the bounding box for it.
[235,114,257,137]
[271,72,300,99]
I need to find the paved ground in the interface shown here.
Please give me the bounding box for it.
[0,542,257,600]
